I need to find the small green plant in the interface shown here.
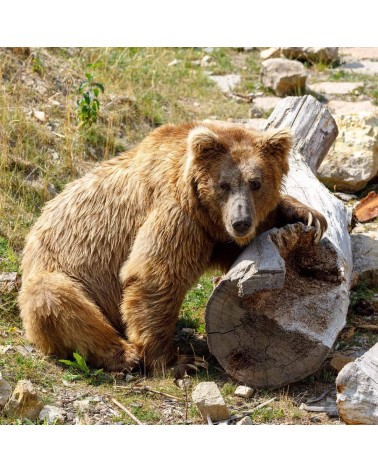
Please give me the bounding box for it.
[59,352,105,382]
[76,71,104,127]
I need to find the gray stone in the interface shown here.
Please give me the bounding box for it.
[260,59,307,97]
[234,386,254,399]
[208,74,241,93]
[281,47,339,65]
[4,380,44,421]
[39,405,66,424]
[32,109,46,122]
[181,327,195,335]
[191,382,230,422]
[0,373,12,408]
[351,231,378,288]
[336,343,378,424]
[317,113,378,192]
[338,60,378,76]
[309,81,363,96]
[237,416,253,425]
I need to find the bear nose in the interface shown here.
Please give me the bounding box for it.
[232,218,252,235]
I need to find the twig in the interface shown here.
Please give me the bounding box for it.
[356,324,378,332]
[306,388,332,404]
[226,397,278,423]
[114,384,182,401]
[111,398,144,425]
[300,403,339,418]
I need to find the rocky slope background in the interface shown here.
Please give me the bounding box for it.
[0,47,377,425]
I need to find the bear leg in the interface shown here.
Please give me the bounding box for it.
[18,271,140,372]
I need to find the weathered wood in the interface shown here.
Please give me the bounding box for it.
[206,95,353,389]
[336,343,378,424]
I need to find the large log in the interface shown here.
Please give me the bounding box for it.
[206,95,353,389]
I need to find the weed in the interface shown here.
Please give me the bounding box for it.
[59,352,111,384]
[31,53,45,76]
[76,70,105,127]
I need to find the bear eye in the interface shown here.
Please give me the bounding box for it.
[220,182,231,192]
[249,179,261,191]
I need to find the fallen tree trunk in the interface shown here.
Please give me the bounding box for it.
[206,95,353,389]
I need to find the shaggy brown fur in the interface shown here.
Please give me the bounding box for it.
[19,122,327,375]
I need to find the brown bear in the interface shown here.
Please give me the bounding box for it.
[18,122,327,375]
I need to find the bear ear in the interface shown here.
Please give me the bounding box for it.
[261,128,292,172]
[187,126,227,165]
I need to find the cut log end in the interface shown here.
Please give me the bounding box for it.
[206,223,346,388]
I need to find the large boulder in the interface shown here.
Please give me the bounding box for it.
[317,113,378,192]
[260,59,307,97]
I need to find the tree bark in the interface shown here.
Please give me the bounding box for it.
[206,95,353,389]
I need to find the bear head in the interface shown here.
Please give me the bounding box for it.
[185,124,292,246]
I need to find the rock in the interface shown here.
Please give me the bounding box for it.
[355,192,378,223]
[333,192,357,202]
[234,386,254,399]
[4,380,44,421]
[250,96,282,116]
[260,48,281,60]
[238,118,267,130]
[181,327,195,335]
[168,59,181,67]
[237,416,253,425]
[351,231,378,288]
[340,48,378,61]
[0,272,20,293]
[208,74,241,93]
[338,60,378,76]
[32,110,46,122]
[260,59,307,97]
[327,100,378,115]
[281,47,339,65]
[330,352,360,372]
[39,405,66,424]
[200,55,214,68]
[309,81,363,96]
[191,382,230,422]
[73,399,92,411]
[317,113,378,192]
[0,373,12,408]
[336,343,378,424]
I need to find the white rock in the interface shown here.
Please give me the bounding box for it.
[251,96,282,112]
[234,386,254,398]
[208,74,241,93]
[281,47,339,64]
[73,399,91,411]
[327,100,377,115]
[338,60,378,76]
[309,81,363,96]
[191,382,230,422]
[260,48,281,60]
[168,59,181,67]
[39,405,66,424]
[351,231,378,288]
[340,48,378,61]
[32,109,46,122]
[4,379,44,420]
[200,55,214,68]
[0,373,12,408]
[317,113,378,192]
[336,343,378,424]
[260,59,307,97]
[237,416,253,425]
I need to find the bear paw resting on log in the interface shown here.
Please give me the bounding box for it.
[19,121,326,375]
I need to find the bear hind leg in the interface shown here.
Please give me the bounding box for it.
[18,271,140,372]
